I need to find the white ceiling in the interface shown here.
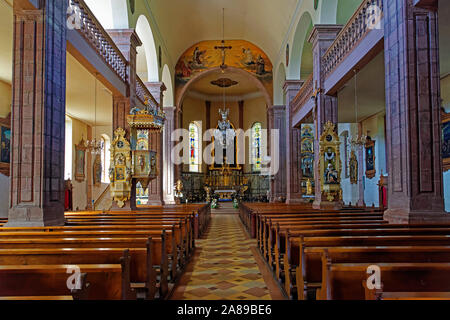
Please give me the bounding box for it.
[147,0,298,64]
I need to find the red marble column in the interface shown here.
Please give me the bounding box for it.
[145,82,167,206]
[309,25,342,209]
[268,105,286,202]
[7,0,67,226]
[383,0,448,223]
[284,80,304,204]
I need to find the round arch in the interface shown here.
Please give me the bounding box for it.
[162,65,174,107]
[84,0,129,29]
[274,63,286,105]
[176,66,272,109]
[288,11,313,80]
[135,15,159,82]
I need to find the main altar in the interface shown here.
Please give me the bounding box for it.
[204,108,249,201]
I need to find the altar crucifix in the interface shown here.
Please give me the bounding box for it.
[215,40,232,71]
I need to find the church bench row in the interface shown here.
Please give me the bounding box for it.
[0,229,182,285]
[0,264,122,300]
[0,235,174,298]
[318,262,450,300]
[1,221,194,267]
[302,246,450,300]
[0,247,152,299]
[239,203,382,238]
[287,234,450,300]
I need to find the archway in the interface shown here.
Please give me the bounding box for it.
[135,15,159,82]
[84,0,129,29]
[162,65,174,107]
[288,11,313,80]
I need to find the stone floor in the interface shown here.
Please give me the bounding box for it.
[171,207,284,300]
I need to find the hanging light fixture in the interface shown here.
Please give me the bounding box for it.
[85,73,104,155]
[349,69,367,150]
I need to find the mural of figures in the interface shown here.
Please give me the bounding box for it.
[175,40,273,103]
[0,126,10,164]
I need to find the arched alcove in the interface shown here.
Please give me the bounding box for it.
[135,15,159,82]
[288,11,313,80]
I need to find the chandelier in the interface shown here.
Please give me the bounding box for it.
[85,74,104,155]
[349,69,366,149]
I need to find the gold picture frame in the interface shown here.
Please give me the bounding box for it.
[74,139,87,182]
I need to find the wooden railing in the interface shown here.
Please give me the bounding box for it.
[136,76,159,109]
[291,74,314,114]
[323,0,384,78]
[68,0,128,83]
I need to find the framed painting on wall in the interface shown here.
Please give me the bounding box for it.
[93,154,102,187]
[365,136,376,179]
[75,139,87,182]
[442,111,450,172]
[0,114,11,176]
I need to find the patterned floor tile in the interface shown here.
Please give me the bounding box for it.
[171,212,275,300]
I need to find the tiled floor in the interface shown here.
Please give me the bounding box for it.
[171,210,284,300]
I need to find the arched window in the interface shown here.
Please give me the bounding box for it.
[101,134,111,183]
[189,122,200,173]
[251,122,262,172]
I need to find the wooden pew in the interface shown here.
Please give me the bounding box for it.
[283,229,450,299]
[0,236,170,299]
[318,262,450,300]
[0,264,123,300]
[289,234,450,300]
[0,246,158,300]
[302,246,450,300]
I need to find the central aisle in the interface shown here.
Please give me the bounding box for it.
[171,209,284,300]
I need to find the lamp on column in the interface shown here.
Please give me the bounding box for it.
[85,73,104,155]
[349,69,367,150]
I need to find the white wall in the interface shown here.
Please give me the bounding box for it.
[362,113,387,207]
[338,123,359,206]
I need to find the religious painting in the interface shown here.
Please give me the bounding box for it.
[318,121,342,203]
[0,114,11,176]
[115,167,125,182]
[349,150,358,185]
[175,40,273,104]
[134,150,151,176]
[300,125,314,179]
[442,111,450,172]
[0,125,10,164]
[365,137,376,179]
[93,154,102,187]
[75,139,87,182]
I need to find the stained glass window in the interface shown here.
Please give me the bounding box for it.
[252,122,262,172]
[189,122,200,172]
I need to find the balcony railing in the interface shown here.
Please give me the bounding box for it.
[68,0,128,83]
[136,76,159,110]
[323,0,384,78]
[291,74,313,114]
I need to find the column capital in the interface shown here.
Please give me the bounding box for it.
[107,29,142,57]
[283,80,303,94]
[308,24,343,47]
[145,82,167,105]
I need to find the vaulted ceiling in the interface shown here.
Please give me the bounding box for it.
[147,0,299,64]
